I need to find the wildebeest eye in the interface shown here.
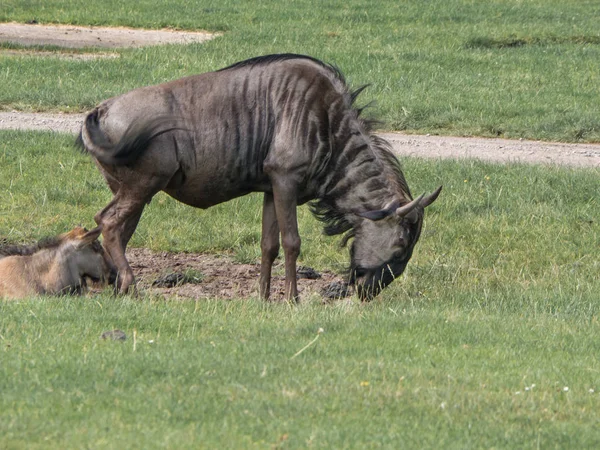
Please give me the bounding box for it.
[398,233,410,246]
[393,250,405,259]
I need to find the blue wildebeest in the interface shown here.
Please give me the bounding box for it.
[0,227,116,299]
[77,54,441,301]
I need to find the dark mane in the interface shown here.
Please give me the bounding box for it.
[0,235,62,258]
[218,53,348,84]
[308,136,412,246]
[369,134,412,199]
[309,98,413,247]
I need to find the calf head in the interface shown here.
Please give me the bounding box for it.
[61,227,117,286]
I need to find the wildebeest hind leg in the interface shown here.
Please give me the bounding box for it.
[94,192,152,294]
[259,193,280,300]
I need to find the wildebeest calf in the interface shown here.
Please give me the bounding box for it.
[0,227,116,299]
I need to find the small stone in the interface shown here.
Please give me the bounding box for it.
[297,266,321,280]
[153,272,185,287]
[100,329,126,341]
[321,281,350,299]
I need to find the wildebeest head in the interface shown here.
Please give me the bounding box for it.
[61,226,117,286]
[349,187,442,300]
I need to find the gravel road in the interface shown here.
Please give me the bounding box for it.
[1,111,599,168]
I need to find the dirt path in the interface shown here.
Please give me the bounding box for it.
[0,22,216,48]
[1,110,599,167]
[381,133,600,168]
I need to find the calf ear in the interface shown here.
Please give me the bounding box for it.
[80,226,102,245]
[61,226,87,240]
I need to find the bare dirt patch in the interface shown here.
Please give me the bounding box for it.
[125,248,348,301]
[0,22,217,48]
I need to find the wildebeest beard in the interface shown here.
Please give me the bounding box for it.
[350,256,411,300]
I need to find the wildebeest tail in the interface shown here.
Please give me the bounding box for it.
[76,109,183,166]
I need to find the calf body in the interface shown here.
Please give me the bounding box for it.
[0,227,116,299]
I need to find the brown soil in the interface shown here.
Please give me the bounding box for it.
[125,248,348,301]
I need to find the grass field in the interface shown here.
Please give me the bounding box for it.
[2,295,600,448]
[2,1,600,448]
[1,0,600,141]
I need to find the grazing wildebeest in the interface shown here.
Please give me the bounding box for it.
[77,54,441,301]
[0,227,116,299]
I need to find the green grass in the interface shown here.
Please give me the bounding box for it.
[2,0,600,141]
[1,131,600,447]
[2,294,600,448]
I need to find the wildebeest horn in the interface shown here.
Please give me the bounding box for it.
[358,185,442,222]
[395,194,424,218]
[421,185,443,208]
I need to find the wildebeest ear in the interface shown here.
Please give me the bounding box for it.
[357,200,400,221]
[80,226,102,245]
[404,209,420,224]
[358,209,392,221]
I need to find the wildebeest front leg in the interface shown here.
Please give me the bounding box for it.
[269,179,301,302]
[259,193,280,300]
